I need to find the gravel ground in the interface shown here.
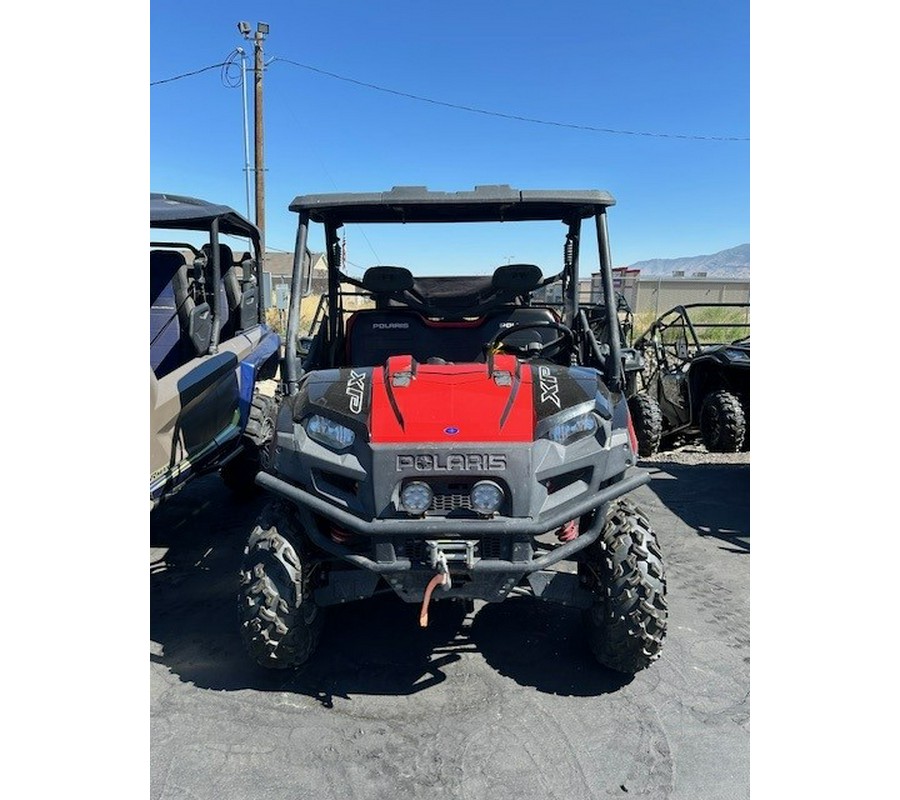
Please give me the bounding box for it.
[151,450,749,800]
[641,442,751,466]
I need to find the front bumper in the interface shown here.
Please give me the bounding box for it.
[256,468,649,575]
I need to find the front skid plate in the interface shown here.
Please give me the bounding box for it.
[314,567,592,609]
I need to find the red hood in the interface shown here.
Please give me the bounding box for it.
[369,355,534,443]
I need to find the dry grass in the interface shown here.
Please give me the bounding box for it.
[632,305,749,345]
[265,293,377,337]
[265,295,326,336]
[266,293,748,348]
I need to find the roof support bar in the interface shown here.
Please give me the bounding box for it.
[285,211,310,394]
[324,221,342,344]
[595,208,623,391]
[563,218,581,327]
[209,217,222,353]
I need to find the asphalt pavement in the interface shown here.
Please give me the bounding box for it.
[151,458,749,800]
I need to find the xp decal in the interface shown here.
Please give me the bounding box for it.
[346,370,366,414]
[538,366,561,408]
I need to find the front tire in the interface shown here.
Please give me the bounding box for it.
[700,390,746,452]
[220,392,279,498]
[583,500,667,674]
[628,393,663,456]
[239,500,323,669]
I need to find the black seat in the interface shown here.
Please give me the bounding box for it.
[150,249,214,376]
[150,250,188,377]
[202,243,241,338]
[345,309,431,367]
[345,306,559,367]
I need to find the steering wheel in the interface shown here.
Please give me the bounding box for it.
[487,321,575,362]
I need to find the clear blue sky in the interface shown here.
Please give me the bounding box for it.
[151,1,749,272]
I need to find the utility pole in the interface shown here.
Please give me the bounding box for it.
[238,21,269,253]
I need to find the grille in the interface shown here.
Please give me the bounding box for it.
[430,492,473,512]
[407,540,428,563]
[480,536,504,560]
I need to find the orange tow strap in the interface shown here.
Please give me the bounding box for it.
[419,572,447,628]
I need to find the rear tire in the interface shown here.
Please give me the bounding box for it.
[239,500,324,669]
[627,394,663,456]
[244,392,279,472]
[583,500,667,674]
[700,390,746,452]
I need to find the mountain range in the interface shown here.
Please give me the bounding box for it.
[627,243,749,278]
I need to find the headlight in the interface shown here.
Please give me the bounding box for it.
[400,481,433,515]
[470,480,504,516]
[305,414,355,450]
[724,348,750,362]
[545,412,598,446]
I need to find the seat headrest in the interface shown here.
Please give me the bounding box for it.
[202,243,235,271]
[491,263,543,293]
[362,265,414,293]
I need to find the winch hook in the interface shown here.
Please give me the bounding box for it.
[419,552,450,628]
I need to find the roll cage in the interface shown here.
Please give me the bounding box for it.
[284,185,623,395]
[150,193,267,354]
[635,302,750,374]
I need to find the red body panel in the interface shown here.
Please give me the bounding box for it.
[370,355,534,443]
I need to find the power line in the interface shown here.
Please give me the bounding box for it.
[151,61,230,86]
[273,57,749,143]
[275,87,384,263]
[343,258,366,272]
[152,55,748,142]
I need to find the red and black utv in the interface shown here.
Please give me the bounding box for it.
[240,186,667,674]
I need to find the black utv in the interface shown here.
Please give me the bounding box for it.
[583,293,662,456]
[632,303,749,453]
[239,186,667,675]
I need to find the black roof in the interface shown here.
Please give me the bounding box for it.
[150,193,261,240]
[289,185,615,224]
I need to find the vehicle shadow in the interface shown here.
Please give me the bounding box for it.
[469,597,633,696]
[151,477,629,700]
[641,461,750,553]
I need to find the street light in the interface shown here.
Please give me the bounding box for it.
[238,20,269,41]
